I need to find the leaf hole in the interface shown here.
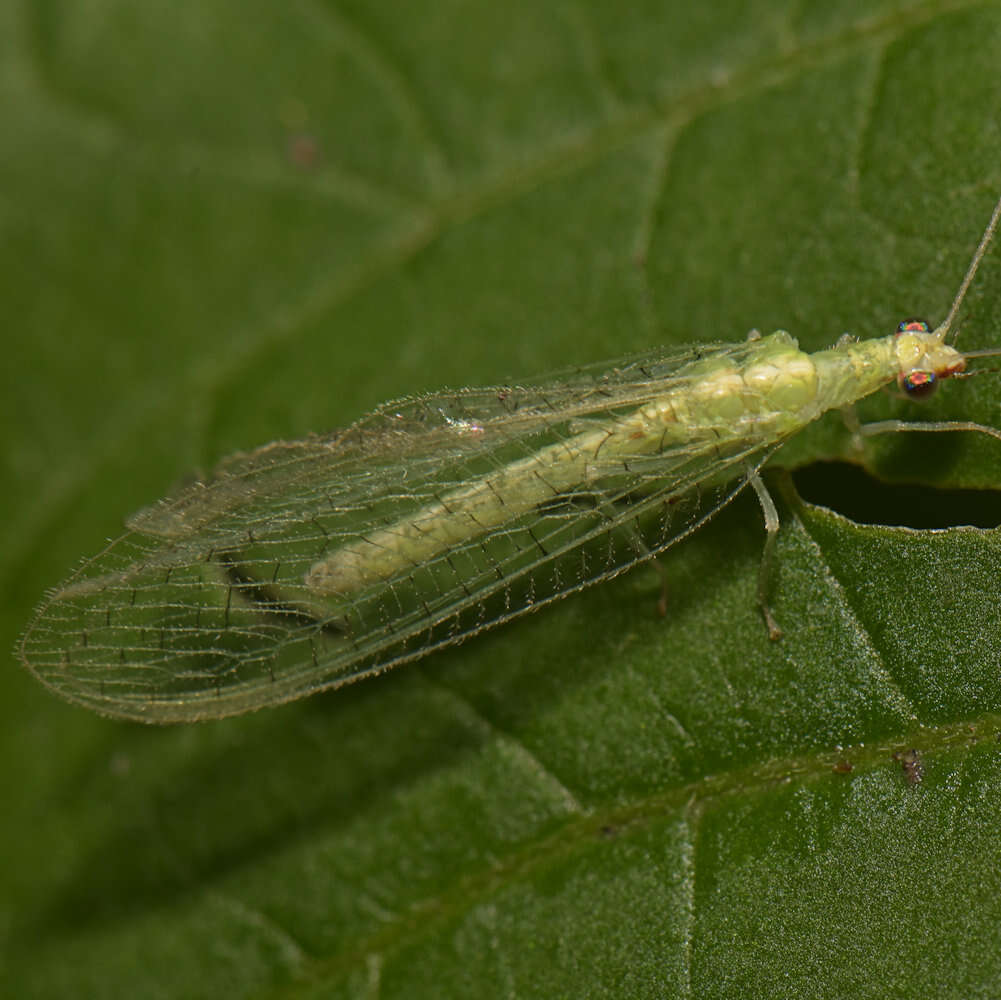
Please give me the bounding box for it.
[792,461,1001,529]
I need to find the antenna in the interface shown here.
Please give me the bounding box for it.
[936,191,1001,342]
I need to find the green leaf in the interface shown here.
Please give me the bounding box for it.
[3,1,1001,997]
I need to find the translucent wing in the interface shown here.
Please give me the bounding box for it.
[20,340,784,722]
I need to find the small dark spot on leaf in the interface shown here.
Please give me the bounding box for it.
[892,748,924,785]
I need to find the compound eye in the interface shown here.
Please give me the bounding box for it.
[899,370,938,399]
[896,318,931,336]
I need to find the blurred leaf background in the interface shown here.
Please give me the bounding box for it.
[3,1,1001,997]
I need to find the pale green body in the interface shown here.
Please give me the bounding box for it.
[18,191,1001,722]
[307,327,965,596]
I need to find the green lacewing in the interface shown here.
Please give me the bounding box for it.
[19,195,1001,723]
